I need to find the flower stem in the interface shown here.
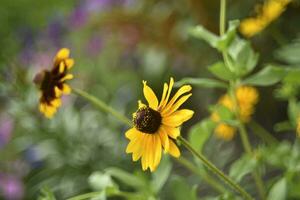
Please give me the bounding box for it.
[175,157,227,194]
[220,0,226,36]
[72,87,132,127]
[178,136,254,200]
[66,190,142,200]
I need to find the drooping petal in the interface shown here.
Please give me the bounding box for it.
[162,94,192,116]
[161,125,180,139]
[54,86,62,97]
[51,98,62,108]
[158,128,169,151]
[59,62,65,73]
[161,85,191,114]
[143,81,158,109]
[168,140,180,158]
[125,128,139,139]
[153,134,162,170]
[132,134,144,161]
[162,109,194,127]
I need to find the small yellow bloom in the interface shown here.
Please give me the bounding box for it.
[34,48,74,118]
[211,86,259,140]
[125,78,194,172]
[240,0,291,38]
[215,124,237,141]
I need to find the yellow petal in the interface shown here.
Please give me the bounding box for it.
[162,94,192,116]
[65,58,74,69]
[60,74,74,82]
[161,125,180,139]
[54,86,62,97]
[126,136,141,153]
[43,104,57,118]
[51,98,62,108]
[160,78,174,108]
[55,48,70,62]
[158,83,168,108]
[125,128,139,139]
[141,134,148,170]
[62,84,72,94]
[59,62,65,74]
[162,85,192,114]
[132,134,144,161]
[158,128,169,151]
[153,134,162,171]
[143,81,158,109]
[162,109,194,127]
[168,140,180,158]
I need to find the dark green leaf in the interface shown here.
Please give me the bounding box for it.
[174,77,228,89]
[274,121,294,132]
[242,65,287,86]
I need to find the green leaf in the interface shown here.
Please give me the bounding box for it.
[275,39,300,64]
[189,20,239,52]
[229,154,257,182]
[37,187,56,200]
[169,176,197,200]
[228,38,259,76]
[189,25,220,49]
[242,65,287,86]
[105,167,147,189]
[174,77,227,89]
[208,62,236,81]
[218,20,239,51]
[88,171,116,191]
[267,178,287,200]
[274,121,294,132]
[151,156,172,193]
[287,99,300,126]
[188,119,215,152]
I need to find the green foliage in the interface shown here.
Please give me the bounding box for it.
[267,178,287,200]
[169,176,198,200]
[175,78,228,89]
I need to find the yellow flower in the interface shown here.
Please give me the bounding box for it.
[215,124,237,141]
[125,78,194,172]
[211,86,259,140]
[34,48,74,118]
[240,0,291,38]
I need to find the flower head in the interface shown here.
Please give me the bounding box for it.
[240,0,291,38]
[34,48,74,118]
[125,78,194,172]
[211,86,259,140]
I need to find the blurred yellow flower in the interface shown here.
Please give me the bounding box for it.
[240,0,291,38]
[211,86,259,140]
[125,78,194,172]
[34,48,74,118]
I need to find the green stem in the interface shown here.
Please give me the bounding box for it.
[250,120,278,145]
[72,87,132,127]
[66,190,142,200]
[178,136,254,200]
[175,157,227,194]
[220,0,226,36]
[229,83,266,200]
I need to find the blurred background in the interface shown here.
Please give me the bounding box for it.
[1,0,300,199]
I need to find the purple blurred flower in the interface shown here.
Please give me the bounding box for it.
[24,147,43,169]
[47,20,64,47]
[69,6,88,28]
[0,116,13,148]
[86,35,103,56]
[0,174,24,200]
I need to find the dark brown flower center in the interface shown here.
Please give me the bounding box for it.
[133,106,162,134]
